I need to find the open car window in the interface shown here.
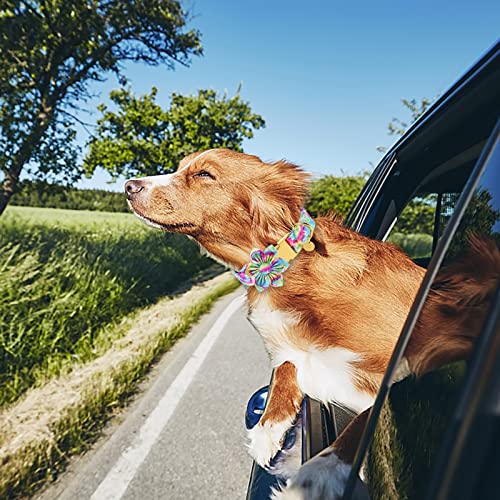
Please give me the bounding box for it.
[378,142,482,266]
[342,121,500,500]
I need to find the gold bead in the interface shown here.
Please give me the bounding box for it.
[303,241,315,252]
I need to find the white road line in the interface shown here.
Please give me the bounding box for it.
[91,293,246,500]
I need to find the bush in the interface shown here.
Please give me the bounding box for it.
[11,180,128,212]
[306,175,366,218]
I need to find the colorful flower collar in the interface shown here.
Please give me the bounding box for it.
[233,208,316,292]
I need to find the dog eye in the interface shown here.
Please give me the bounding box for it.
[193,170,215,180]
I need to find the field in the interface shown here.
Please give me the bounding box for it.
[0,206,213,406]
[387,232,433,259]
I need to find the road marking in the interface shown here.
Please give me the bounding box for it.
[91,293,246,500]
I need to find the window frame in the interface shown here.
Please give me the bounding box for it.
[341,119,500,500]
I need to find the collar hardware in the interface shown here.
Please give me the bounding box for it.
[233,208,316,292]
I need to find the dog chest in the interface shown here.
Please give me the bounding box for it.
[290,348,374,413]
[247,297,374,414]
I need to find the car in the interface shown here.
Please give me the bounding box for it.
[246,41,500,500]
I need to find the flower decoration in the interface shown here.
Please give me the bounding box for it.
[234,208,315,292]
[287,223,307,251]
[234,245,289,292]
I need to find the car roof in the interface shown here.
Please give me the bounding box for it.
[385,41,500,162]
[345,41,500,233]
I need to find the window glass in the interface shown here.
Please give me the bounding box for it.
[367,133,499,499]
[445,167,500,262]
[387,191,462,260]
[387,194,437,259]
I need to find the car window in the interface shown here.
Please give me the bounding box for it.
[364,127,500,500]
[351,141,485,252]
[387,190,463,260]
[381,152,476,265]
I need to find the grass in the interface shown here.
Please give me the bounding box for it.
[387,232,433,259]
[0,272,240,499]
[0,206,214,406]
[2,205,135,228]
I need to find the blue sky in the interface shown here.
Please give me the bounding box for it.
[77,0,499,190]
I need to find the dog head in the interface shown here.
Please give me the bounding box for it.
[125,149,310,268]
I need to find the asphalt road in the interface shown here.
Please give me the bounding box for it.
[38,290,270,500]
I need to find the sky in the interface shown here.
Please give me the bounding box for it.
[76,0,500,191]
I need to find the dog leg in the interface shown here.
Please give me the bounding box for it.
[247,361,303,468]
[273,409,370,500]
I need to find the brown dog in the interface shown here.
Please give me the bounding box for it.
[125,149,499,499]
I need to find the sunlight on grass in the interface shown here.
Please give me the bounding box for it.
[0,206,212,406]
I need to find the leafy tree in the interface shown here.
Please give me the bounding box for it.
[84,87,265,178]
[394,196,436,235]
[387,97,434,137]
[377,97,435,153]
[0,0,202,216]
[306,175,366,218]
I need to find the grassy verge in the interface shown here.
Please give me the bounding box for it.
[0,206,214,406]
[387,232,433,259]
[0,273,240,499]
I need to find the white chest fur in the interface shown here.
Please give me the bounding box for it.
[248,296,374,414]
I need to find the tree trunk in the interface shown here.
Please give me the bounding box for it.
[0,111,51,217]
[0,176,15,216]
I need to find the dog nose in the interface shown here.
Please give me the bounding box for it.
[125,180,144,197]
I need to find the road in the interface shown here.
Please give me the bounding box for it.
[38,290,270,500]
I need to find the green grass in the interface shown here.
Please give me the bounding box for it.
[4,205,137,229]
[0,274,239,499]
[0,206,213,406]
[387,232,433,259]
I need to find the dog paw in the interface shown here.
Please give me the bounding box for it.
[247,418,294,468]
[272,451,351,500]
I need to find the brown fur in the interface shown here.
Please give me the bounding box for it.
[406,234,500,375]
[260,362,303,426]
[323,235,500,468]
[126,148,499,465]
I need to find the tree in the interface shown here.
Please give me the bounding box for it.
[395,196,436,234]
[306,175,366,218]
[84,87,266,178]
[0,1,202,216]
[377,97,435,153]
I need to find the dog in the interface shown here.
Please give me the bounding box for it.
[125,148,499,499]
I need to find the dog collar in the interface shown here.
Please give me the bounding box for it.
[233,208,316,292]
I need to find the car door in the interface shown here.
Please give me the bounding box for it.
[342,120,499,500]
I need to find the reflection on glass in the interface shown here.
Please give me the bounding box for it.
[368,161,500,498]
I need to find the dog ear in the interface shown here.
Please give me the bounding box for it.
[247,191,279,245]
[311,224,328,257]
[244,158,312,245]
[270,160,310,210]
